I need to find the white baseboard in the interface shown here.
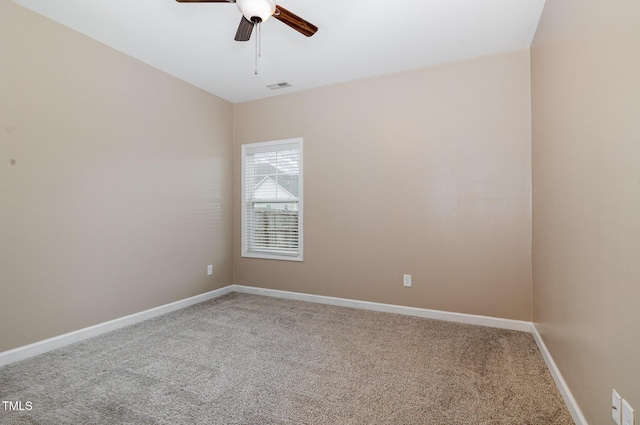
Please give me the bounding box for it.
[1,282,586,425]
[230,285,533,332]
[0,285,234,367]
[531,325,588,425]
[236,285,586,423]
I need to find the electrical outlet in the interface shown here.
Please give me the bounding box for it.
[622,399,636,425]
[613,390,622,425]
[403,274,412,287]
[207,265,213,276]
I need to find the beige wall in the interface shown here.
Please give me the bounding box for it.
[531,0,640,423]
[233,50,533,321]
[4,1,637,420]
[0,1,233,352]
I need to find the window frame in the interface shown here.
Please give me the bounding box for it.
[241,138,304,262]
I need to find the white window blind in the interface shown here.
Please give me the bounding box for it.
[241,138,303,261]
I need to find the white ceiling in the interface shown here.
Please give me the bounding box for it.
[12,0,545,104]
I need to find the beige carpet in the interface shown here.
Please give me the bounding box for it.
[0,292,574,424]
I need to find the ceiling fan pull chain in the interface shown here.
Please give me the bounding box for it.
[258,22,262,58]
[254,22,262,75]
[254,23,258,75]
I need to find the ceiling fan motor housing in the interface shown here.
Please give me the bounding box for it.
[237,0,276,23]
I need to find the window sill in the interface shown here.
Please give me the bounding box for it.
[242,251,303,262]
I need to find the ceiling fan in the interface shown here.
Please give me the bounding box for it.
[176,0,318,42]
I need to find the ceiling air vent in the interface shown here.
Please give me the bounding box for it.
[267,82,291,90]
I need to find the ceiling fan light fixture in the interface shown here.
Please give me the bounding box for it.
[236,0,276,23]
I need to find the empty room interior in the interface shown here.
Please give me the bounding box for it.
[1,0,639,424]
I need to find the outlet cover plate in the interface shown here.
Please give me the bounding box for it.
[207,265,213,276]
[622,399,635,425]
[403,274,412,287]
[613,390,622,425]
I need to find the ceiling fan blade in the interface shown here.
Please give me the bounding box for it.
[273,5,318,37]
[176,0,235,3]
[234,16,255,41]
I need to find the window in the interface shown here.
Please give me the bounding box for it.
[241,138,303,261]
